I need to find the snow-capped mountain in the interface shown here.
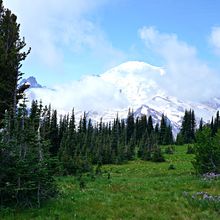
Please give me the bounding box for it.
[19,76,43,88]
[22,61,219,136]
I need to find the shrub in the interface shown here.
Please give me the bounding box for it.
[168,164,176,170]
[186,145,195,154]
[152,147,165,162]
[193,128,220,174]
[165,146,174,154]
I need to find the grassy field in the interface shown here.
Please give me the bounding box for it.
[1,145,220,220]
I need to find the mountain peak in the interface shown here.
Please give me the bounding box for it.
[104,61,165,76]
[21,61,218,137]
[19,76,43,88]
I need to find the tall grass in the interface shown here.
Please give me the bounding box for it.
[1,145,220,220]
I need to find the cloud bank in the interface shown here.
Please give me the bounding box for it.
[4,0,220,104]
[28,75,129,115]
[139,26,220,101]
[4,0,125,75]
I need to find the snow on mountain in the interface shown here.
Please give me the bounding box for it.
[202,97,220,109]
[101,61,166,107]
[100,61,216,134]
[23,61,219,136]
[19,76,43,88]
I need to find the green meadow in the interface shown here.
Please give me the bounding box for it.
[1,145,220,220]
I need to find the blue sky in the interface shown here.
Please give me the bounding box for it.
[4,0,220,87]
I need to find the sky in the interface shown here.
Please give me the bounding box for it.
[3,0,220,102]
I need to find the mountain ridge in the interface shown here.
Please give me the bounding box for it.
[19,76,43,88]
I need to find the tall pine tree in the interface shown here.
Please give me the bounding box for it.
[0,1,30,124]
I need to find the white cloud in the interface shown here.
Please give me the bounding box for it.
[209,26,220,55]
[4,0,125,73]
[28,75,129,115]
[139,26,220,101]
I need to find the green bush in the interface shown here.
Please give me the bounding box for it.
[168,164,176,170]
[152,147,165,162]
[165,146,174,154]
[186,145,195,154]
[193,128,220,174]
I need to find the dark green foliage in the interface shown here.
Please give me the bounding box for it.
[78,175,86,191]
[0,1,56,208]
[0,101,57,208]
[165,145,175,154]
[199,118,203,131]
[135,115,147,142]
[138,132,165,162]
[168,164,176,170]
[49,110,59,156]
[0,1,30,124]
[193,127,220,174]
[177,110,196,144]
[186,145,195,154]
[95,164,102,175]
[152,146,165,162]
[107,172,111,179]
[58,108,170,170]
[126,109,135,144]
[59,109,135,170]
[59,109,93,175]
[210,111,220,137]
[159,114,174,145]
[147,115,154,135]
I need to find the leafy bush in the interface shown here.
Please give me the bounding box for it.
[186,145,195,154]
[165,146,174,154]
[152,147,165,162]
[193,128,220,174]
[168,164,176,170]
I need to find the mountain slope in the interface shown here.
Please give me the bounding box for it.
[22,61,218,135]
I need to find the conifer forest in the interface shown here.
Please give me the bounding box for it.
[1,1,220,219]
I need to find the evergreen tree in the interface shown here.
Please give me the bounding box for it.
[147,115,154,135]
[211,111,220,136]
[210,117,214,136]
[0,1,30,124]
[193,127,220,174]
[126,109,135,144]
[159,114,166,144]
[199,118,203,131]
[41,105,51,140]
[154,123,159,138]
[190,110,196,141]
[0,100,56,207]
[135,115,147,144]
[49,110,59,156]
[177,109,196,144]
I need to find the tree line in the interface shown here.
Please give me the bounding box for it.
[48,107,174,175]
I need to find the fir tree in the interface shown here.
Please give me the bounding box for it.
[177,109,196,144]
[147,115,154,135]
[193,127,220,174]
[0,1,30,124]
[49,110,59,156]
[126,109,135,144]
[0,100,56,207]
[199,118,203,131]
